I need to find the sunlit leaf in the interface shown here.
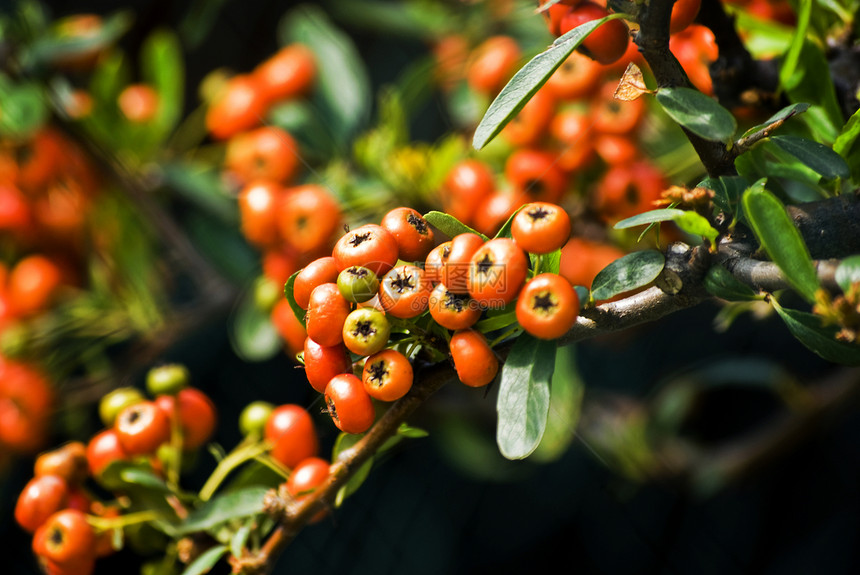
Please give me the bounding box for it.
[176,487,269,535]
[613,209,686,229]
[741,186,820,303]
[423,210,488,240]
[141,28,184,139]
[472,14,626,150]
[496,334,556,460]
[591,250,664,302]
[740,102,810,139]
[655,87,737,142]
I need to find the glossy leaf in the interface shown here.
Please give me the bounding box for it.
[181,545,228,575]
[833,107,860,157]
[781,38,842,142]
[655,87,737,142]
[423,210,488,240]
[772,301,860,365]
[472,15,624,150]
[176,487,269,535]
[284,271,307,329]
[229,287,281,362]
[591,250,665,302]
[496,333,557,460]
[835,256,860,293]
[703,265,762,301]
[741,187,820,303]
[614,209,686,229]
[674,212,719,245]
[770,135,849,180]
[279,5,371,145]
[702,175,747,219]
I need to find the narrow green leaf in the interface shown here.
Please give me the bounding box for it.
[284,270,306,329]
[781,39,843,142]
[770,135,850,180]
[279,5,371,145]
[496,334,557,460]
[703,264,762,301]
[591,250,665,302]
[741,187,820,303]
[772,300,860,365]
[423,210,488,240]
[656,87,737,142]
[833,107,860,157]
[141,28,184,138]
[230,519,254,560]
[181,545,228,575]
[674,211,719,244]
[493,204,526,240]
[119,468,171,492]
[835,256,860,293]
[778,0,812,90]
[474,307,517,333]
[176,487,269,535]
[614,209,686,230]
[740,102,810,139]
[472,14,625,150]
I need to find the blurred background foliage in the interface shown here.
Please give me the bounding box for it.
[0,0,858,573]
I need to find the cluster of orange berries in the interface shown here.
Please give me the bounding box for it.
[12,365,217,575]
[289,200,579,435]
[0,127,105,458]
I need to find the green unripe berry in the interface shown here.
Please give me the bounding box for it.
[99,387,145,427]
[337,265,380,303]
[146,363,190,396]
[239,400,275,438]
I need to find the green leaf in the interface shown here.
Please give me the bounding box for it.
[423,210,488,240]
[703,264,762,301]
[701,175,747,219]
[161,161,236,224]
[119,468,171,492]
[772,301,860,365]
[833,107,860,157]
[835,255,860,293]
[741,186,820,303]
[0,79,47,138]
[230,519,253,561]
[140,28,184,140]
[229,286,282,363]
[740,102,810,139]
[474,307,517,334]
[284,270,307,329]
[591,250,665,302]
[780,38,842,142]
[674,211,719,244]
[180,545,228,575]
[333,433,373,506]
[778,0,812,92]
[770,135,849,180]
[176,487,269,535]
[656,87,737,142]
[614,209,687,229]
[279,5,371,146]
[496,334,557,460]
[472,14,625,150]
[493,204,526,240]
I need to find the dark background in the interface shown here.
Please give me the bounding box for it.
[2,1,859,573]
